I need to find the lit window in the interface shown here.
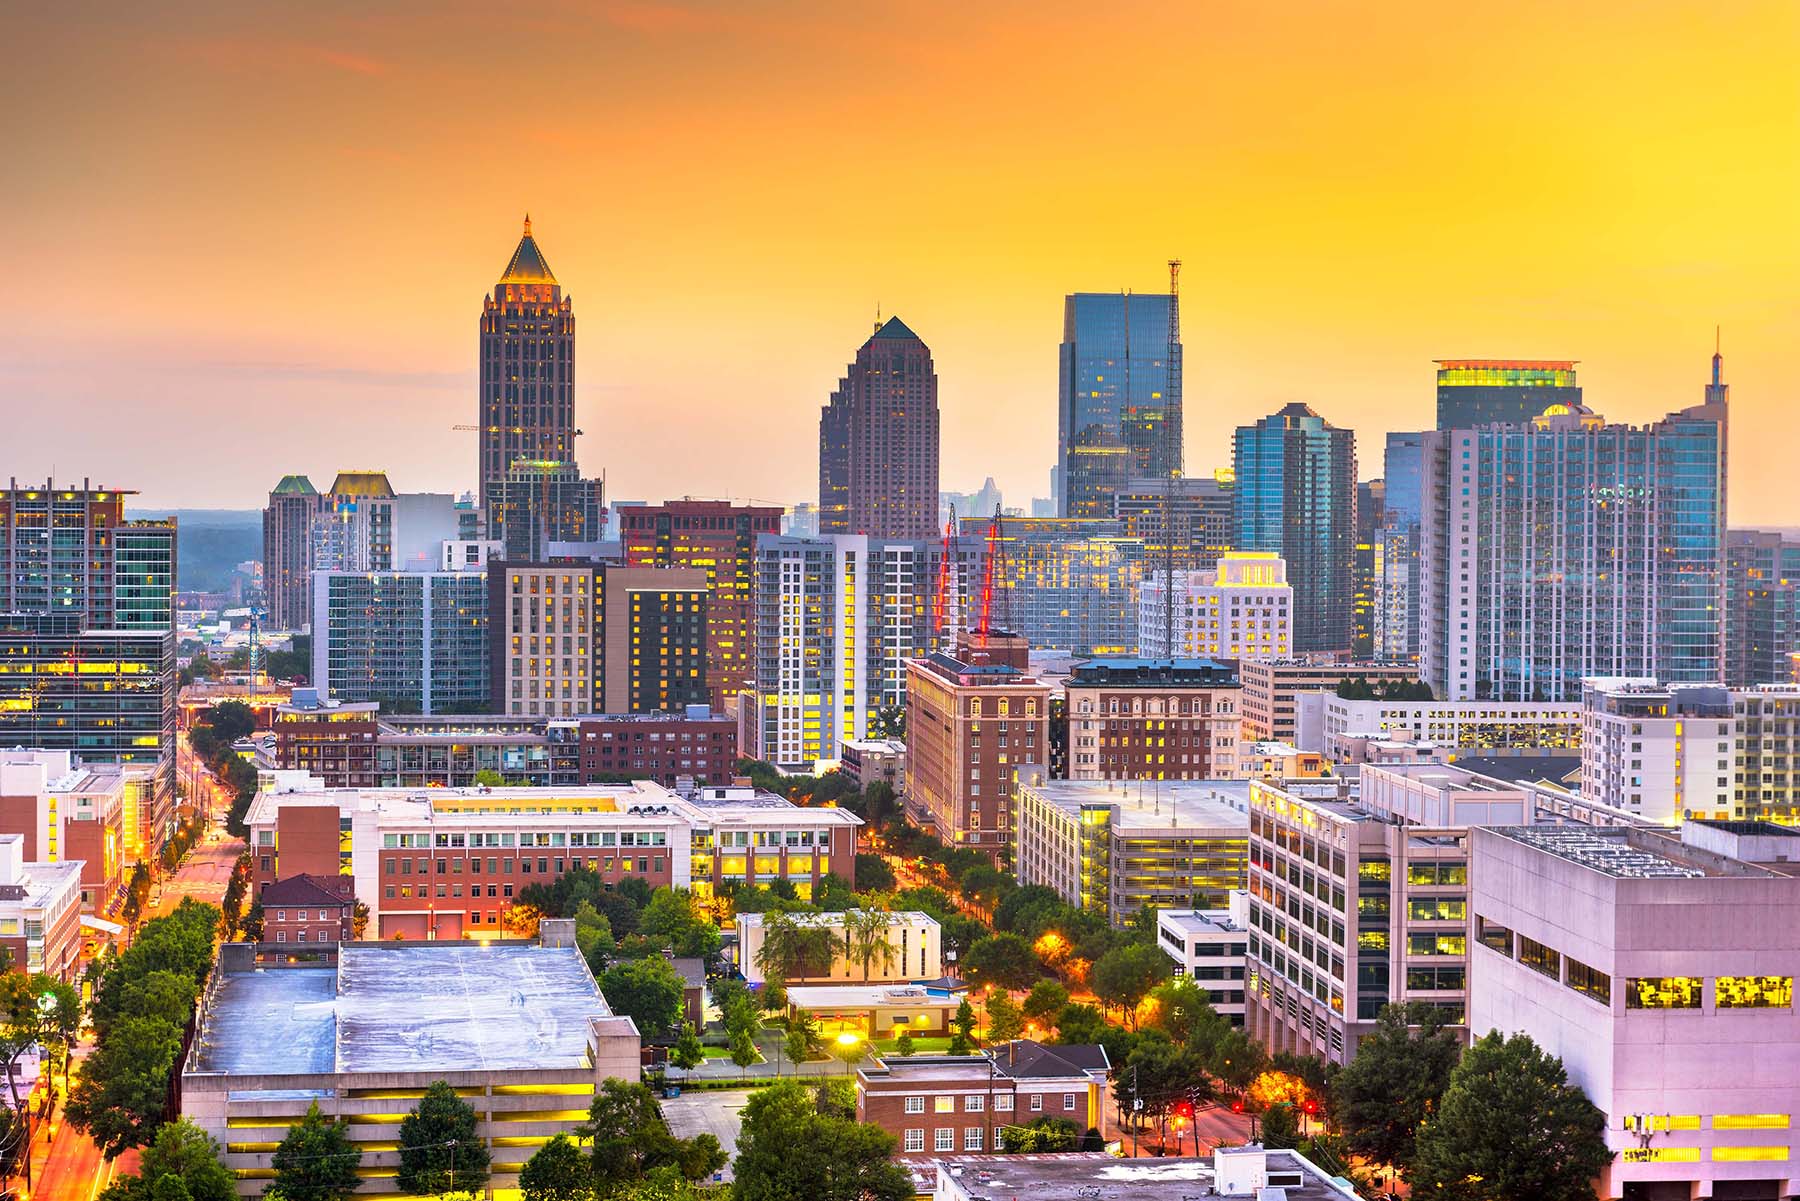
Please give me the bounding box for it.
[1716,976,1794,1009]
[934,1096,953,1113]
[1625,977,1703,1009]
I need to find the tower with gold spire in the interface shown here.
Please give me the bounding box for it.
[479,216,578,513]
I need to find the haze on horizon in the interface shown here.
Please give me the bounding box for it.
[3,1,1797,521]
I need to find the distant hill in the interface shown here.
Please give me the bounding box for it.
[128,508,261,593]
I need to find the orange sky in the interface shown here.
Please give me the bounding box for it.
[3,1,1797,521]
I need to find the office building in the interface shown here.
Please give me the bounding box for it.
[1352,480,1384,660]
[744,534,934,770]
[737,909,941,985]
[312,572,489,715]
[967,516,1146,655]
[0,749,128,912]
[262,475,321,630]
[818,316,940,540]
[0,835,83,980]
[1434,359,1581,428]
[904,651,1050,858]
[1157,893,1250,1026]
[0,479,175,629]
[1233,404,1357,654]
[244,777,861,929]
[1138,552,1291,661]
[1238,660,1420,745]
[1013,772,1249,924]
[486,562,708,718]
[1063,657,1242,781]
[486,459,606,560]
[185,938,639,1196]
[1304,694,1581,758]
[1375,433,1427,661]
[1726,528,1800,688]
[478,216,578,515]
[839,738,906,793]
[620,500,783,709]
[1113,470,1234,572]
[1470,821,1800,1201]
[859,1042,1112,1160]
[1421,377,1728,701]
[1058,289,1182,520]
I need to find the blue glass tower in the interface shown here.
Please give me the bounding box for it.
[1058,292,1181,519]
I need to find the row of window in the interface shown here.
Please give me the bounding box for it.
[900,1091,1076,1116]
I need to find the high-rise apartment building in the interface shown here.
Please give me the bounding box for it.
[1233,405,1357,654]
[1375,433,1427,661]
[486,562,709,718]
[0,480,175,629]
[1352,480,1385,659]
[1138,553,1292,661]
[1434,359,1580,428]
[1063,657,1243,781]
[1114,471,1234,572]
[620,500,783,709]
[1726,529,1800,688]
[263,475,322,630]
[744,535,935,770]
[312,572,489,715]
[487,459,605,560]
[478,217,577,514]
[904,651,1050,859]
[1058,291,1182,519]
[1420,378,1727,701]
[818,317,940,540]
[965,516,1146,654]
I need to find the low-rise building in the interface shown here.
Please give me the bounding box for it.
[1064,657,1242,781]
[1013,773,1249,925]
[840,739,907,793]
[1470,821,1800,1201]
[1138,552,1292,661]
[1238,660,1419,744]
[1156,892,1250,1026]
[183,936,639,1196]
[1302,693,1581,757]
[258,874,355,946]
[737,909,941,985]
[905,652,1050,858]
[578,709,737,786]
[0,749,127,911]
[857,1041,1111,1158]
[928,1147,1358,1201]
[0,834,83,980]
[1234,741,1331,780]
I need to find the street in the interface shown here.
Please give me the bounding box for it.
[661,1089,748,1183]
[149,830,244,921]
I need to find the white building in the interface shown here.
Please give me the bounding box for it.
[736,909,941,985]
[1156,891,1250,1026]
[1139,552,1291,661]
[1302,693,1582,757]
[1470,821,1800,1200]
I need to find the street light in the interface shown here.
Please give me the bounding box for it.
[834,1030,862,1075]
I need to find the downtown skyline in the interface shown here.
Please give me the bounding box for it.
[4,2,1798,522]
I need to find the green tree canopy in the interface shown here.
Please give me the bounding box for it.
[984,989,1025,1043]
[754,910,837,983]
[1090,943,1168,1025]
[269,1102,362,1201]
[641,888,723,960]
[578,1080,726,1186]
[599,955,686,1038]
[1335,1002,1462,1175]
[1021,979,1070,1029]
[397,1080,490,1196]
[519,1135,590,1201]
[1411,1031,1611,1201]
[732,1079,914,1201]
[962,933,1039,991]
[96,1119,236,1201]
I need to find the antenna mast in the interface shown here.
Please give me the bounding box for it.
[1163,259,1182,659]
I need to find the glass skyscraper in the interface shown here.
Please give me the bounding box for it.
[1232,404,1358,654]
[1058,292,1182,519]
[1434,360,1580,428]
[1376,432,1427,660]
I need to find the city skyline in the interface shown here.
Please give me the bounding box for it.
[5,3,1797,521]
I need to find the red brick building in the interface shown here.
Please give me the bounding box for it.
[259,874,355,946]
[1064,657,1244,781]
[0,835,84,981]
[272,696,381,787]
[578,712,736,786]
[855,1041,1111,1158]
[620,501,783,710]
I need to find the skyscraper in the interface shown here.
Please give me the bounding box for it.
[1420,364,1727,700]
[1232,404,1358,654]
[1375,432,1427,661]
[1725,529,1800,687]
[263,475,321,631]
[479,217,579,513]
[1434,359,1580,428]
[818,317,940,540]
[1058,291,1182,519]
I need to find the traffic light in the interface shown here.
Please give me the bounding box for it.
[1302,1099,1319,1116]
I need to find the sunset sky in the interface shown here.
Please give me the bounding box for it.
[4,1,1797,521]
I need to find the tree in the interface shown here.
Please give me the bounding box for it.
[754,911,837,984]
[1261,1102,1302,1149]
[66,1015,184,1156]
[97,1119,237,1201]
[852,853,896,892]
[984,990,1025,1044]
[1411,1031,1611,1201]
[962,933,1039,992]
[670,1022,706,1072]
[729,1025,760,1077]
[948,998,979,1055]
[519,1135,590,1201]
[599,956,685,1038]
[397,1080,490,1196]
[1143,976,1221,1048]
[842,908,897,981]
[1090,943,1168,1026]
[1022,979,1069,1030]
[641,888,722,959]
[577,1079,724,1185]
[999,1116,1080,1153]
[894,1027,916,1057]
[732,1079,914,1201]
[269,1102,361,1201]
[785,1010,822,1066]
[1335,1003,1461,1175]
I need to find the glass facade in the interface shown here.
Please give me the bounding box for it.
[318,573,489,715]
[1726,530,1800,687]
[1435,360,1581,429]
[1058,293,1181,520]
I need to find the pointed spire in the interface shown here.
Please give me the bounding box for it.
[524,212,532,236]
[499,214,557,285]
[1712,326,1724,387]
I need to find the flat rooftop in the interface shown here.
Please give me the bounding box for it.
[1160,908,1246,935]
[191,942,620,1078]
[1023,778,1251,833]
[931,1150,1355,1201]
[1490,826,1761,880]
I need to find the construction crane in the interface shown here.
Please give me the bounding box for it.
[247,604,268,685]
[1162,258,1183,659]
[974,505,1013,650]
[933,505,961,646]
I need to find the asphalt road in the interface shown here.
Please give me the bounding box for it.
[148,830,244,920]
[661,1089,750,1183]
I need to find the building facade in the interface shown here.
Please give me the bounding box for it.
[1058,291,1181,520]
[1063,657,1243,781]
[620,500,783,709]
[1434,359,1581,429]
[1376,432,1427,661]
[1421,380,1728,701]
[819,317,940,540]
[737,910,941,985]
[262,475,321,631]
[0,835,83,980]
[857,1042,1111,1159]
[1138,553,1291,661]
[1232,404,1357,654]
[478,217,577,516]
[1726,528,1800,688]
[1306,694,1581,758]
[312,572,489,715]
[258,873,355,946]
[1237,660,1420,745]
[1113,471,1232,572]
[904,652,1050,858]
[1157,894,1250,1026]
[966,517,1146,655]
[0,749,127,913]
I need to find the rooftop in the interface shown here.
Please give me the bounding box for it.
[498,215,557,285]
[190,942,619,1078]
[1160,908,1247,936]
[1489,826,1753,880]
[785,982,965,1010]
[1449,754,1581,789]
[1019,776,1251,833]
[931,1149,1356,1201]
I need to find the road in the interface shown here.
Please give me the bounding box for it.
[148,829,244,920]
[661,1090,748,1183]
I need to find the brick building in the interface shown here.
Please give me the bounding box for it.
[1238,659,1420,744]
[619,500,783,710]
[259,873,355,946]
[578,711,736,786]
[855,1042,1111,1158]
[0,749,128,912]
[0,834,83,980]
[904,651,1050,859]
[1064,656,1242,780]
